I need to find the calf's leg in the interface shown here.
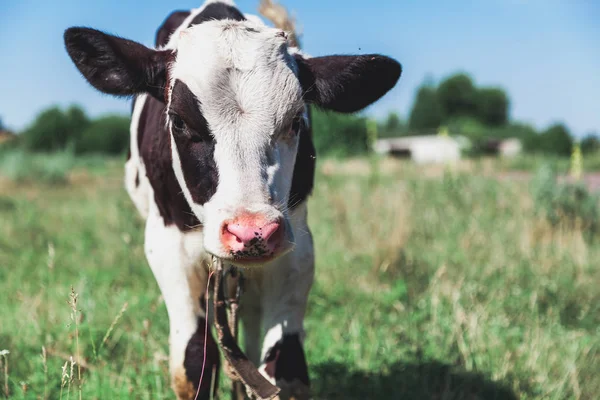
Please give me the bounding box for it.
[258,203,315,400]
[144,214,219,400]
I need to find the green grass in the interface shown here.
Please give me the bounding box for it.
[495,152,600,174]
[0,149,76,185]
[0,156,598,399]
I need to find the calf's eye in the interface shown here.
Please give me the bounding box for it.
[289,115,304,136]
[170,114,185,132]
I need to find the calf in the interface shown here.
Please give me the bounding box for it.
[63,1,401,399]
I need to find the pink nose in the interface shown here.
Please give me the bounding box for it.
[221,216,284,259]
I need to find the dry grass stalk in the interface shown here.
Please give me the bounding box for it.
[46,348,93,372]
[47,242,55,270]
[100,301,129,351]
[68,357,75,400]
[67,287,82,400]
[41,346,48,400]
[0,350,9,397]
[60,360,69,400]
[258,0,301,48]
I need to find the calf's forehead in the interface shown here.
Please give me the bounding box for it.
[168,20,304,131]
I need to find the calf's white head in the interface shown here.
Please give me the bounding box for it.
[64,16,401,266]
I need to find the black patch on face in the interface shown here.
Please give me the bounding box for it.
[265,334,310,386]
[184,317,220,398]
[288,107,316,209]
[189,2,246,26]
[136,96,201,230]
[169,80,219,205]
[155,10,191,47]
[134,170,139,188]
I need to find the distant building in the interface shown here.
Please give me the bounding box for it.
[479,137,522,158]
[374,135,461,164]
[498,138,522,157]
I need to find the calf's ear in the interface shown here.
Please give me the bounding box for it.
[64,27,171,101]
[295,54,401,113]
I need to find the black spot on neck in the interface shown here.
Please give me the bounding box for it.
[190,3,247,26]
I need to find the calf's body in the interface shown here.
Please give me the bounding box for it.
[64,1,401,398]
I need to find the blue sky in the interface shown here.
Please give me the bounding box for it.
[1,0,598,137]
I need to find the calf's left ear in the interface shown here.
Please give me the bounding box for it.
[295,54,401,113]
[64,27,171,101]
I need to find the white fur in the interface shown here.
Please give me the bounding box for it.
[236,202,314,383]
[124,94,151,218]
[258,202,314,358]
[145,202,210,376]
[159,0,234,51]
[167,19,305,260]
[243,13,267,26]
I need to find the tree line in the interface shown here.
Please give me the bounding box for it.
[379,73,599,156]
[5,106,131,155]
[1,103,372,157]
[2,71,598,157]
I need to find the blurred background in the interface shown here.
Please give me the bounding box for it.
[1,1,599,399]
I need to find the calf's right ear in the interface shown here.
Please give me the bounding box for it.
[64,27,171,101]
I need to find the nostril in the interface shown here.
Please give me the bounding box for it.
[225,224,244,243]
[260,221,281,243]
[221,217,285,257]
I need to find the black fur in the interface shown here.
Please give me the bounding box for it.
[156,10,190,47]
[295,54,402,113]
[137,96,201,230]
[63,27,170,101]
[288,107,316,209]
[169,80,219,205]
[183,317,220,398]
[264,334,310,386]
[189,2,246,25]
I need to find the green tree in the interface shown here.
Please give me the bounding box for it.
[385,112,402,132]
[76,115,131,155]
[0,116,5,131]
[21,106,72,151]
[495,122,538,151]
[539,123,573,156]
[446,116,486,142]
[408,85,443,132]
[65,105,90,144]
[379,112,406,137]
[437,73,477,120]
[476,87,509,126]
[21,105,90,151]
[311,107,369,156]
[580,133,600,154]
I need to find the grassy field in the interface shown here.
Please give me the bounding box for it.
[0,154,599,399]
